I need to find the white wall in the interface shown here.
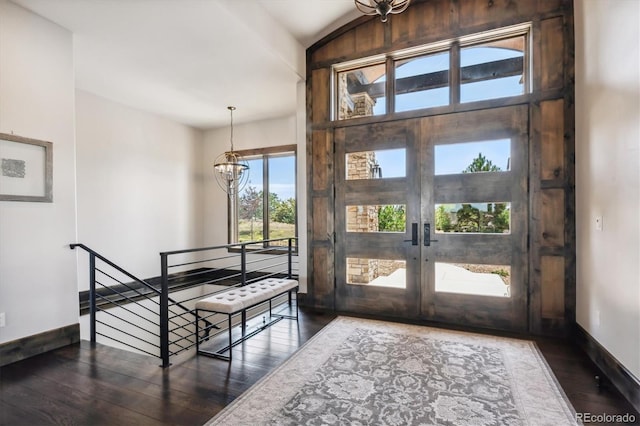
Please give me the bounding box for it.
[575,0,640,379]
[0,1,78,343]
[202,111,308,291]
[75,91,204,288]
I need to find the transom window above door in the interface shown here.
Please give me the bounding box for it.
[333,24,530,120]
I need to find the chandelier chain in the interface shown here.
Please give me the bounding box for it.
[228,105,236,152]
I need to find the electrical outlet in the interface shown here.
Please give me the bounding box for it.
[0,312,5,327]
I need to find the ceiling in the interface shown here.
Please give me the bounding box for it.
[11,0,362,129]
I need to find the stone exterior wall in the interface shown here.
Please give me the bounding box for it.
[338,73,377,120]
[340,80,390,285]
[346,147,380,284]
[338,86,405,285]
[349,92,376,119]
[378,260,406,277]
[346,205,379,233]
[347,257,378,284]
[346,151,375,180]
[337,74,352,120]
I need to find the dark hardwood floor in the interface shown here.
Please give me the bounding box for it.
[1,308,638,425]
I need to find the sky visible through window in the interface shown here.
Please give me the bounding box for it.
[435,139,510,174]
[242,155,295,202]
[396,51,450,112]
[360,139,510,179]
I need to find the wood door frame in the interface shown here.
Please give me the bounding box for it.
[306,0,575,336]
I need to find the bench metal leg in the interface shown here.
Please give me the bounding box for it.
[228,314,233,361]
[272,289,299,321]
[195,309,200,352]
[198,314,284,362]
[197,288,299,362]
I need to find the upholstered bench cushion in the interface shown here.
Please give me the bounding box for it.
[196,278,298,314]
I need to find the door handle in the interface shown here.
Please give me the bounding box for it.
[424,223,439,247]
[404,223,418,246]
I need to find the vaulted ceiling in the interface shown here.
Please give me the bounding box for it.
[11,0,361,128]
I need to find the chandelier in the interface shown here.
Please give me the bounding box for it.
[354,0,411,22]
[213,106,249,197]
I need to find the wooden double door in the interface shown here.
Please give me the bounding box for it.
[334,106,529,331]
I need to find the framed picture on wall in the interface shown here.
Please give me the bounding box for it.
[0,133,53,202]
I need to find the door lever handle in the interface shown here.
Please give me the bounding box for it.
[424,223,439,247]
[404,223,418,246]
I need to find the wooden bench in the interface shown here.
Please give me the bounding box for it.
[195,278,298,361]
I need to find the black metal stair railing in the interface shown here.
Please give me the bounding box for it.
[70,243,202,364]
[72,238,298,368]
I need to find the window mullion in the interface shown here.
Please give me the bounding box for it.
[262,155,269,247]
[450,41,461,105]
[386,56,395,114]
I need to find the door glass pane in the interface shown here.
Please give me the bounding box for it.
[346,148,406,180]
[268,155,296,245]
[347,258,406,289]
[435,203,511,234]
[435,262,510,297]
[347,205,406,233]
[395,51,450,112]
[337,63,386,120]
[435,139,510,175]
[461,36,526,103]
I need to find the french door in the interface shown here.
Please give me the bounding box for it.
[334,120,422,317]
[334,106,529,331]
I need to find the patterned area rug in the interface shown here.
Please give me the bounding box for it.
[206,317,578,425]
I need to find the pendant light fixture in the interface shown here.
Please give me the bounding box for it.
[213,106,249,196]
[354,0,411,23]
